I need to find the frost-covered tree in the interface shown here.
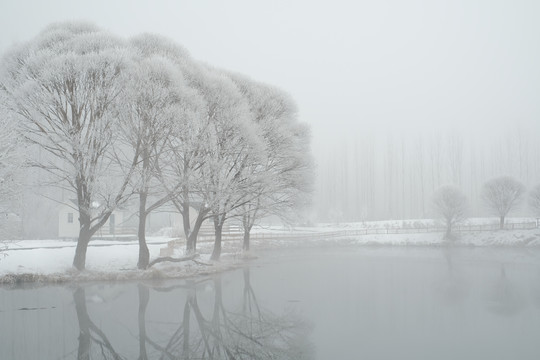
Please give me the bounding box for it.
[0,113,22,206]
[0,110,25,241]
[187,67,258,260]
[155,58,258,258]
[117,39,202,269]
[229,75,313,251]
[0,23,138,270]
[482,176,525,229]
[432,185,467,239]
[160,112,209,254]
[128,34,210,254]
[528,184,540,218]
[1,24,314,267]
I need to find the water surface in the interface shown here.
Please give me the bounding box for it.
[2,246,540,359]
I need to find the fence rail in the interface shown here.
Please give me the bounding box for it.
[189,221,539,243]
[95,221,539,244]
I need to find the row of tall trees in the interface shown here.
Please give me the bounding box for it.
[433,176,540,239]
[316,129,540,222]
[0,22,313,270]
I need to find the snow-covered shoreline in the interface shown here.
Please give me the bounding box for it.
[2,227,540,285]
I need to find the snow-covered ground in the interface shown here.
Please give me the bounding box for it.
[315,217,539,230]
[2,220,540,284]
[0,237,169,275]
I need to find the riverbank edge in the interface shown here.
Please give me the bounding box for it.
[0,253,259,287]
[3,229,540,286]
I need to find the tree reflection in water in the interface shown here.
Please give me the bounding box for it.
[73,287,124,360]
[73,268,313,359]
[485,264,525,316]
[433,248,469,306]
[137,284,149,360]
[152,268,313,359]
[533,267,540,309]
[185,268,313,359]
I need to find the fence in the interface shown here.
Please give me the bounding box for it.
[93,220,539,244]
[190,221,539,243]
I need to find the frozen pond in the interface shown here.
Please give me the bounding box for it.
[2,246,540,359]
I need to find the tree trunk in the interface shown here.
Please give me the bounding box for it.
[242,214,252,252]
[186,209,208,254]
[186,234,195,255]
[500,216,505,230]
[138,284,149,360]
[73,219,92,271]
[243,229,250,251]
[138,192,150,269]
[210,217,223,261]
[182,189,191,239]
[445,219,452,240]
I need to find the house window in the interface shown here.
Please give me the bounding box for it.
[68,213,73,223]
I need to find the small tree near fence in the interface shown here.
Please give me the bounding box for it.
[482,176,525,230]
[432,185,468,240]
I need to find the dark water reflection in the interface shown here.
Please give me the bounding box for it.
[1,266,313,360]
[2,247,540,359]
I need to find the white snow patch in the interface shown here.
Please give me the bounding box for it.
[1,221,540,284]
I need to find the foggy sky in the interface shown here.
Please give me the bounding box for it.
[2,0,539,140]
[2,0,540,222]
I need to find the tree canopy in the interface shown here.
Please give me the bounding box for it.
[0,22,314,269]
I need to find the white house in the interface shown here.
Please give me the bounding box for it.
[58,200,126,239]
[58,199,233,239]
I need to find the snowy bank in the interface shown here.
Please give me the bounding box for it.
[0,238,247,285]
[2,227,540,284]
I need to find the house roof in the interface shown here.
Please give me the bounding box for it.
[63,199,126,211]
